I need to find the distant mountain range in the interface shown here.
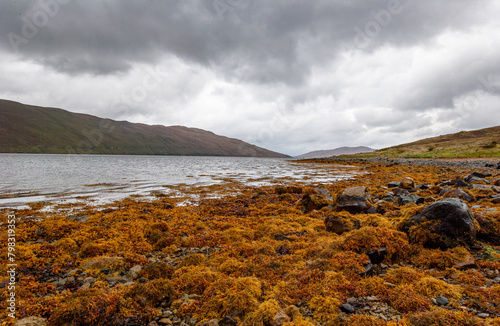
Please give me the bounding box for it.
[294,146,375,159]
[0,99,288,157]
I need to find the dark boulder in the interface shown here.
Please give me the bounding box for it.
[337,195,371,214]
[400,198,476,249]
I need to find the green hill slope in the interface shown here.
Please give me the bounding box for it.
[349,126,500,158]
[0,99,289,157]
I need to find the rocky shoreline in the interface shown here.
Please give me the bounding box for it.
[2,159,500,325]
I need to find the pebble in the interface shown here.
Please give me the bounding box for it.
[340,303,356,314]
[128,265,142,280]
[157,318,172,326]
[436,296,449,306]
[477,313,489,319]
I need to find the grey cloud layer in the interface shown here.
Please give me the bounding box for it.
[1,1,486,79]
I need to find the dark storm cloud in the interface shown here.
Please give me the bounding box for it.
[0,0,486,81]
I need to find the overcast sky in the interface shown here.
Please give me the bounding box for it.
[1,0,499,155]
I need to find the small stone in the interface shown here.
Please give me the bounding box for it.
[198,319,219,326]
[342,186,368,197]
[80,282,92,290]
[366,296,379,302]
[157,319,173,326]
[453,256,477,270]
[400,177,415,188]
[128,265,142,280]
[340,303,356,314]
[274,308,291,325]
[477,313,489,318]
[436,296,449,306]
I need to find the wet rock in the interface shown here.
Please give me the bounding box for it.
[388,181,400,188]
[441,179,469,187]
[400,177,415,189]
[443,189,475,202]
[367,206,377,214]
[367,248,387,264]
[324,215,351,234]
[398,194,423,206]
[219,316,237,326]
[477,313,489,319]
[14,317,47,326]
[342,186,368,197]
[436,296,449,306]
[340,303,356,314]
[400,198,476,249]
[128,265,142,280]
[316,188,333,201]
[157,318,172,326]
[360,262,374,277]
[453,256,477,270]
[68,215,89,222]
[394,188,410,196]
[465,172,491,181]
[337,195,371,214]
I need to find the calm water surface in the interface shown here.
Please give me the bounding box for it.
[0,154,357,209]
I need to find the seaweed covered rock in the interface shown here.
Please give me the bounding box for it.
[474,212,500,245]
[443,189,475,203]
[324,213,357,235]
[299,187,333,213]
[400,198,476,249]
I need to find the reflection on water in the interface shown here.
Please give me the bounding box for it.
[0,154,358,209]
